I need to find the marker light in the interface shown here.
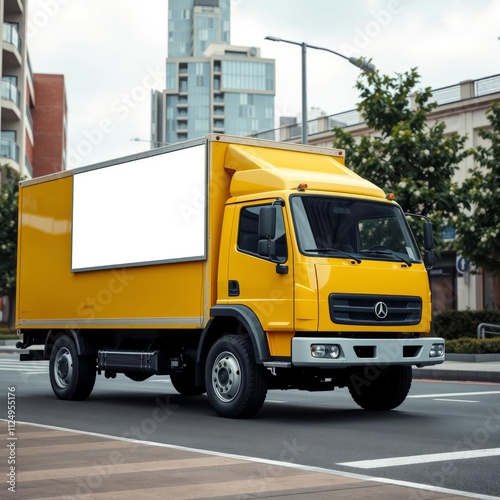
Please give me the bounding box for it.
[297,183,308,191]
[386,193,396,200]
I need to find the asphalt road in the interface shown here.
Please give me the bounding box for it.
[1,352,499,498]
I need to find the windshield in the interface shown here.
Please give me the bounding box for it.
[291,195,421,264]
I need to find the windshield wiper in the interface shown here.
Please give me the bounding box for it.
[304,247,361,264]
[360,249,412,267]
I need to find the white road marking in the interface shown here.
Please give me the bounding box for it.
[433,398,478,403]
[0,360,48,374]
[338,448,500,469]
[2,419,497,500]
[409,390,500,399]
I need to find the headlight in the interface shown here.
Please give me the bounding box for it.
[311,345,326,358]
[311,344,342,359]
[329,345,341,359]
[430,343,445,357]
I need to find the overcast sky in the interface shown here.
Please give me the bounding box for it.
[27,0,500,169]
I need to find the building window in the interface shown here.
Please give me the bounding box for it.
[221,61,274,91]
[166,63,177,91]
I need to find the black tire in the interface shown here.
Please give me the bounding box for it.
[124,372,151,382]
[205,335,267,418]
[49,335,96,401]
[170,370,205,396]
[348,365,412,411]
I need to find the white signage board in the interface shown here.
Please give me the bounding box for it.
[72,143,206,271]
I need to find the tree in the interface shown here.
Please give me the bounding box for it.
[331,68,469,251]
[0,167,21,326]
[452,103,500,273]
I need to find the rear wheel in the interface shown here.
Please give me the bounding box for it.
[205,335,267,418]
[348,365,412,410]
[49,335,96,401]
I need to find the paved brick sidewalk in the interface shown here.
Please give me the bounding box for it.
[2,421,473,499]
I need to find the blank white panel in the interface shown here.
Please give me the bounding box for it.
[72,144,206,271]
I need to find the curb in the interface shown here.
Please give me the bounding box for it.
[413,367,500,384]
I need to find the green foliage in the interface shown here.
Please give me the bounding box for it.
[452,103,500,273]
[332,68,469,252]
[0,167,21,297]
[446,337,500,354]
[433,309,500,339]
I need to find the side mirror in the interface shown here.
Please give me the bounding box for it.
[258,206,276,239]
[423,221,433,251]
[423,221,434,270]
[258,207,276,258]
[257,206,288,274]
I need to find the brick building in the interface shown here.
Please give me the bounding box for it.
[31,74,67,176]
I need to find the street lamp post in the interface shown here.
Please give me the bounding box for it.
[265,36,375,145]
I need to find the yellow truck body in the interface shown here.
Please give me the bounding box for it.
[16,135,444,418]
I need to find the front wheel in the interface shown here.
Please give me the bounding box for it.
[348,365,412,410]
[205,335,267,418]
[49,335,96,400]
[170,369,205,396]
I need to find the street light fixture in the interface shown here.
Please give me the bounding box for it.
[130,138,169,148]
[265,36,375,144]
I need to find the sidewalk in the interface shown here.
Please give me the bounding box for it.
[1,421,475,499]
[1,339,499,383]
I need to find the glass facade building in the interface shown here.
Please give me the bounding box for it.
[152,0,275,144]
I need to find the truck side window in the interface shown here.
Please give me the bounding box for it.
[238,205,287,262]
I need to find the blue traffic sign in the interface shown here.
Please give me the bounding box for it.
[456,255,470,273]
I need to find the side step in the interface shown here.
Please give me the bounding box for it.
[97,349,169,375]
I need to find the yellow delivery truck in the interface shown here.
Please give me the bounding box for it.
[16,134,444,418]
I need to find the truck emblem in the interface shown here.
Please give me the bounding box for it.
[374,301,388,319]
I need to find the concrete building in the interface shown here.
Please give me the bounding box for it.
[0,1,67,181]
[151,0,275,145]
[1,0,33,179]
[252,74,500,312]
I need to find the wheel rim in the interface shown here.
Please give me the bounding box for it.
[211,350,242,403]
[54,347,74,389]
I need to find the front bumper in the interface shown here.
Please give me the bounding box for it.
[292,337,445,367]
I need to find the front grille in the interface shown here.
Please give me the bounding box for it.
[329,294,422,326]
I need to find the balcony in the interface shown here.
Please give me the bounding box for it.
[2,23,22,67]
[4,0,23,15]
[1,80,21,119]
[213,105,224,118]
[0,137,19,163]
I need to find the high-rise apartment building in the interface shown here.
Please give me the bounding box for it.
[152,0,275,145]
[1,0,33,179]
[0,1,67,181]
